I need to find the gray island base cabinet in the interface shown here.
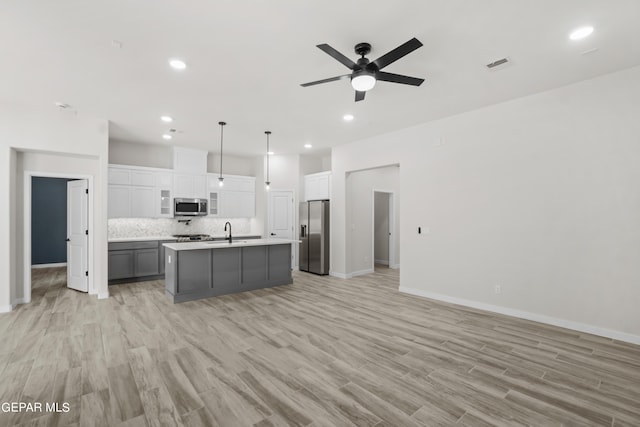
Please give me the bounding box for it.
[164,240,294,303]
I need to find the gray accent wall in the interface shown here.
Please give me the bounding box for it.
[31,177,72,265]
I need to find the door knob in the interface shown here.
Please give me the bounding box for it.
[270,233,276,236]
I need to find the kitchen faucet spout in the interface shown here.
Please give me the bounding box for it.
[224,222,232,244]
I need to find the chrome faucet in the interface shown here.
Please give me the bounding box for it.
[224,221,232,244]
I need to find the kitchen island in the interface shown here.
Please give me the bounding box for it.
[163,238,298,303]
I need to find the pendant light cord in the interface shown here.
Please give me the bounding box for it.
[265,131,271,185]
[218,121,226,180]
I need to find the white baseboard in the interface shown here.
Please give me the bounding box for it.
[390,263,400,269]
[97,292,109,300]
[399,286,640,345]
[375,259,389,265]
[14,298,29,306]
[330,271,349,279]
[0,304,13,313]
[351,268,374,277]
[31,263,67,269]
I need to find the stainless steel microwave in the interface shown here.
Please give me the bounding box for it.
[174,198,208,216]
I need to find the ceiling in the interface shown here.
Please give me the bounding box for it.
[2,1,640,157]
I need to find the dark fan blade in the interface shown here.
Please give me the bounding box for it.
[355,91,366,102]
[300,75,350,87]
[372,37,423,70]
[317,44,358,70]
[376,71,424,86]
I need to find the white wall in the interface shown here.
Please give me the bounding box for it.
[109,139,258,176]
[0,101,109,310]
[109,139,173,169]
[346,166,400,275]
[331,65,640,342]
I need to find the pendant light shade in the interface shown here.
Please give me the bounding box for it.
[218,121,226,187]
[265,131,271,191]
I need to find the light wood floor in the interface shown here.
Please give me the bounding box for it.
[1,266,639,426]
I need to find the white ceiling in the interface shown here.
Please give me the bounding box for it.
[2,1,640,156]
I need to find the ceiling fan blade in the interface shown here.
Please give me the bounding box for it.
[372,37,423,70]
[376,71,425,86]
[355,91,366,102]
[317,44,358,70]
[300,75,350,87]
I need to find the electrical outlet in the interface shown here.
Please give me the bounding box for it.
[494,285,501,294]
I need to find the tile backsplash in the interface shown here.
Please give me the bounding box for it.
[108,217,260,239]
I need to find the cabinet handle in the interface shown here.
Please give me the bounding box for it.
[66,238,70,242]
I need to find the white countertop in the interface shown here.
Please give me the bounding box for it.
[108,234,260,243]
[109,235,175,243]
[163,238,300,251]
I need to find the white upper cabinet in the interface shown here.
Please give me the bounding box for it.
[208,174,256,218]
[304,171,331,201]
[108,165,174,219]
[108,160,257,219]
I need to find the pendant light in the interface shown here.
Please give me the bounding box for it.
[218,121,226,187]
[265,131,271,191]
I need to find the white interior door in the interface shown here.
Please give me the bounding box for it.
[67,180,88,292]
[268,190,294,266]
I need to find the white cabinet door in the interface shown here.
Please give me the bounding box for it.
[209,191,219,216]
[130,170,156,187]
[131,187,156,218]
[316,174,330,199]
[159,188,172,217]
[156,172,173,218]
[108,168,131,185]
[108,185,132,218]
[174,174,207,199]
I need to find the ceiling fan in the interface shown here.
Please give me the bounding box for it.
[301,37,425,102]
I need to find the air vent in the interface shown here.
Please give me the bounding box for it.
[486,57,509,69]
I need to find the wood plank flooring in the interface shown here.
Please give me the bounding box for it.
[1,266,639,426]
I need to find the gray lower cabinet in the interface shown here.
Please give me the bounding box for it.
[109,240,175,284]
[108,250,134,280]
[134,249,159,277]
[165,244,292,303]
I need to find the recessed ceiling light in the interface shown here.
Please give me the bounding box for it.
[569,26,594,40]
[169,59,187,70]
[304,143,312,149]
[161,116,173,123]
[267,151,274,156]
[343,114,354,121]
[162,134,172,140]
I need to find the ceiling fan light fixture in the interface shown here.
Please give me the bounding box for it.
[351,73,376,92]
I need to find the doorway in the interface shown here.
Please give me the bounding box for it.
[267,189,295,268]
[373,190,395,270]
[24,171,93,303]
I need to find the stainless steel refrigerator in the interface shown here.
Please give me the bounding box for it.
[299,200,330,275]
